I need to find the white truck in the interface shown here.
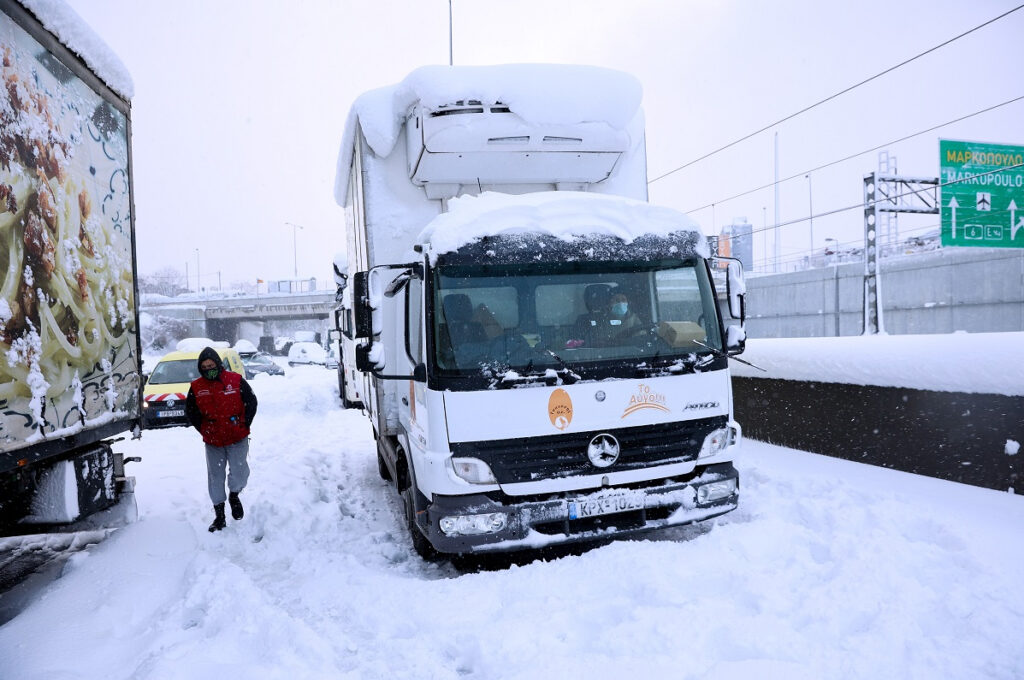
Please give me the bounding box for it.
[0,0,141,539]
[333,65,746,557]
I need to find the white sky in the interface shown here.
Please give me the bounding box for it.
[63,0,1024,289]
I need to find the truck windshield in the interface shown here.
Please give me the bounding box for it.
[431,259,722,378]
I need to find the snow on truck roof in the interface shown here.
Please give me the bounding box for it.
[14,0,133,98]
[418,191,708,262]
[334,64,643,206]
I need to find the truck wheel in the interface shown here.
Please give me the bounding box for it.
[377,451,391,481]
[402,484,438,561]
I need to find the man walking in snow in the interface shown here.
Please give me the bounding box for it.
[185,347,258,532]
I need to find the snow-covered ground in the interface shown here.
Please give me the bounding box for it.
[1,363,1023,679]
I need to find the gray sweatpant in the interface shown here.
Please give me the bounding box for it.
[205,438,250,505]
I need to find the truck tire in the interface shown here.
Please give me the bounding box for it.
[377,451,391,481]
[339,368,356,409]
[402,484,438,561]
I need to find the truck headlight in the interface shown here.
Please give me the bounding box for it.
[699,426,736,459]
[696,478,738,504]
[439,512,507,536]
[451,457,498,484]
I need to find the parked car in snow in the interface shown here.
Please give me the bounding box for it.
[287,342,327,366]
[242,352,285,378]
[233,338,259,357]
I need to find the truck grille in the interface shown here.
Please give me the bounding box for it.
[449,416,727,484]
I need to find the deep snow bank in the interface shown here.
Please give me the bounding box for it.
[732,332,1024,395]
[2,364,1022,679]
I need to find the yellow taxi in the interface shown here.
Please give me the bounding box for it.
[142,346,246,428]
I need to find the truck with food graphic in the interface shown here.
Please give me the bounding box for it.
[333,64,746,557]
[0,0,141,537]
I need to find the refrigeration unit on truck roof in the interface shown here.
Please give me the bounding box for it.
[335,63,649,210]
[405,99,633,195]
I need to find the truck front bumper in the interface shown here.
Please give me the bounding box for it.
[419,462,738,554]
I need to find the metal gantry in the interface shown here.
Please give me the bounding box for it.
[862,165,939,334]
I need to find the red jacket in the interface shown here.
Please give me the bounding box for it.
[186,370,253,447]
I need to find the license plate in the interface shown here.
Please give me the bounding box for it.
[568,492,644,520]
[159,409,185,417]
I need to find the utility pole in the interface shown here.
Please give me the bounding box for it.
[285,222,304,279]
[825,237,840,336]
[448,0,454,66]
[761,206,767,273]
[773,132,780,272]
[805,174,814,261]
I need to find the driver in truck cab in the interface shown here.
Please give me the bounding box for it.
[570,285,642,347]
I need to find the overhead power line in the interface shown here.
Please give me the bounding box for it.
[684,94,1024,215]
[648,3,1024,186]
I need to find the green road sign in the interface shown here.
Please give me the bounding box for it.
[940,139,1024,248]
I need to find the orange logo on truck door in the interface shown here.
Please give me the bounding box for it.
[548,388,573,430]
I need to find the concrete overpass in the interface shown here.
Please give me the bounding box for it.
[141,290,337,345]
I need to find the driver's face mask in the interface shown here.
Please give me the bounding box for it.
[611,302,628,316]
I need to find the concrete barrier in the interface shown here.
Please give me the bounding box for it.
[733,377,1022,494]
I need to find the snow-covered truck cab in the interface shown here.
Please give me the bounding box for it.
[333,64,746,556]
[353,194,746,555]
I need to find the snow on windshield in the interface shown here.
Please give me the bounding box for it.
[419,191,708,262]
[334,64,642,206]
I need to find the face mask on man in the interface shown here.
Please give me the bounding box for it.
[203,367,220,380]
[611,302,628,316]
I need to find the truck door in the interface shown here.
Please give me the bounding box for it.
[400,276,428,451]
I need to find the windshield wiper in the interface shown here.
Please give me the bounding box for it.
[693,340,765,372]
[490,347,580,388]
[539,348,580,383]
[493,368,576,389]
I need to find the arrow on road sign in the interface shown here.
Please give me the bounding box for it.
[1011,200,1022,240]
[948,196,959,238]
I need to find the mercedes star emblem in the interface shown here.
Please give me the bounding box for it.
[587,433,620,468]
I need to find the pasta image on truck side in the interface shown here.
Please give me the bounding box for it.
[0,0,141,537]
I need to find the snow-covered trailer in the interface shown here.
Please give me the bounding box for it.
[333,65,746,557]
[0,0,141,536]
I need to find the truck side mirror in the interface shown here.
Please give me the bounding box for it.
[725,324,746,355]
[725,260,745,323]
[355,342,385,372]
[352,271,372,339]
[413,363,427,383]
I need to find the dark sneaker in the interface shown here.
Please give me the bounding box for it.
[228,492,244,520]
[208,503,226,532]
